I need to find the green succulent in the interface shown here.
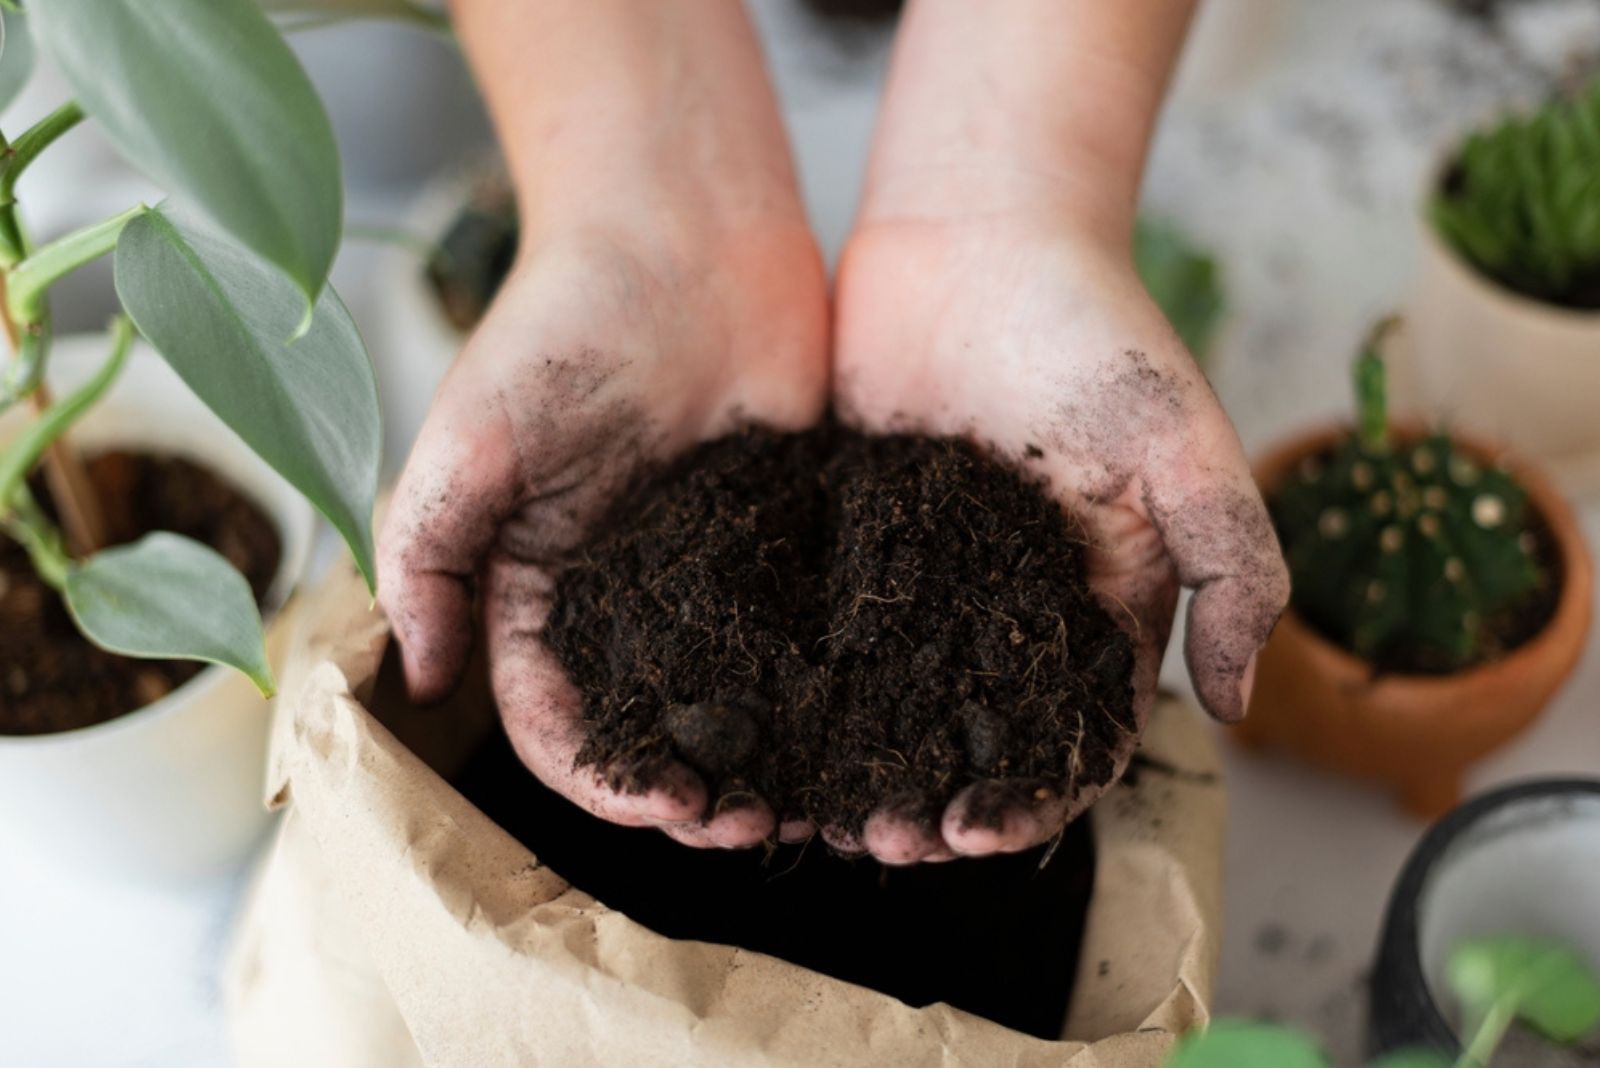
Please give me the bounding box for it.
[1430,79,1600,309]
[1134,217,1227,365]
[1269,320,1544,673]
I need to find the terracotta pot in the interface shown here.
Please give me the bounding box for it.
[1235,425,1593,819]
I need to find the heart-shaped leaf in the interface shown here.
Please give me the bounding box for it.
[65,533,273,696]
[1449,936,1600,1044]
[0,10,34,115]
[31,0,342,302]
[115,208,379,589]
[1164,1021,1329,1068]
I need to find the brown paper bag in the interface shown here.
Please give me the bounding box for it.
[226,557,1225,1068]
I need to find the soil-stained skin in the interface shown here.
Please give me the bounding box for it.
[1031,347,1288,724]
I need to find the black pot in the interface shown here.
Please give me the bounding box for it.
[1369,778,1600,1059]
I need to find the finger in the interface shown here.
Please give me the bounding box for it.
[820,825,867,855]
[486,554,707,827]
[941,781,1070,857]
[702,795,778,849]
[1141,411,1290,724]
[379,387,521,704]
[862,795,947,865]
[655,822,722,849]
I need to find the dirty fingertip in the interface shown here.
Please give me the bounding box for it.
[704,795,777,848]
[863,801,944,865]
[941,783,1048,856]
[820,825,866,855]
[635,765,708,824]
[778,819,815,844]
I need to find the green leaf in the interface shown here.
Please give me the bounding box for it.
[65,533,274,696]
[31,0,342,302]
[0,10,35,115]
[1368,1050,1452,1068]
[115,207,379,590]
[1164,1021,1329,1068]
[1449,936,1600,1044]
[1134,218,1227,365]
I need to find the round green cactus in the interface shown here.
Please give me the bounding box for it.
[1270,320,1544,673]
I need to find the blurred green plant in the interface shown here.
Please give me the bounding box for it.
[1167,935,1600,1068]
[1430,79,1600,309]
[0,0,394,694]
[1134,217,1227,365]
[1269,319,1544,673]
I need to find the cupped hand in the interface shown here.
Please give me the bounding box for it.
[832,213,1290,863]
[380,215,828,849]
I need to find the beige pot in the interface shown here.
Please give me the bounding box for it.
[1404,219,1600,495]
[0,337,316,883]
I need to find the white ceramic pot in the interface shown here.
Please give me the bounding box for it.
[289,20,492,196]
[0,337,316,884]
[1405,220,1600,496]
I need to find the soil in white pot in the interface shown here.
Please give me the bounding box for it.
[0,452,281,735]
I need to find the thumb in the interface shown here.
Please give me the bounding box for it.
[1143,427,1290,723]
[378,392,520,704]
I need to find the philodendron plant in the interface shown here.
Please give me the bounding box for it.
[1168,935,1600,1068]
[0,0,444,697]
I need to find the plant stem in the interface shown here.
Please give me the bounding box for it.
[1,484,70,591]
[0,316,131,509]
[1455,996,1517,1068]
[1355,315,1400,454]
[7,204,145,327]
[0,172,107,556]
[0,323,45,413]
[0,103,87,270]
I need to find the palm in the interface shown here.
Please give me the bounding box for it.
[382,222,829,848]
[834,217,1286,858]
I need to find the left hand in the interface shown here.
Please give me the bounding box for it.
[832,211,1289,863]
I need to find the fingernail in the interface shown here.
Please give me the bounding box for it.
[1238,652,1259,716]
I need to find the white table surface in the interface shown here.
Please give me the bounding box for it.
[4,2,1599,1065]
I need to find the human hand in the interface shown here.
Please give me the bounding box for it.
[380,211,828,849]
[832,212,1288,862]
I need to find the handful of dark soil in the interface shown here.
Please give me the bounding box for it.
[546,426,1137,834]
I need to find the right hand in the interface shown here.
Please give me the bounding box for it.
[379,211,828,849]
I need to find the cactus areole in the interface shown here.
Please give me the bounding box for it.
[1268,321,1557,674]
